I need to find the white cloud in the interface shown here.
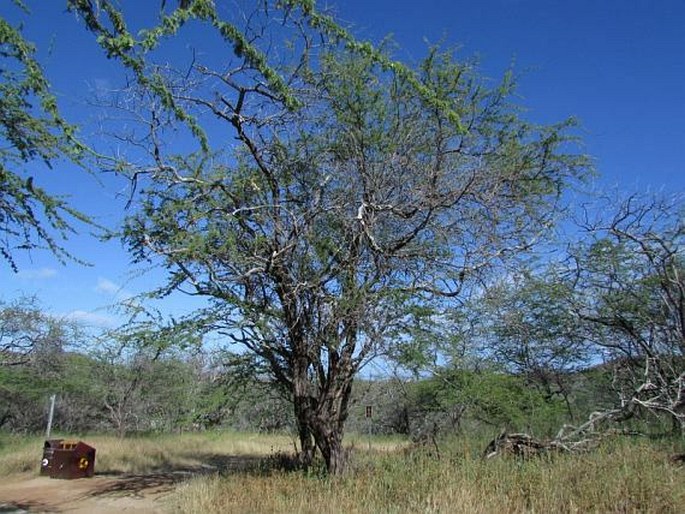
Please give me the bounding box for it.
[95,277,123,296]
[16,267,58,280]
[65,310,118,328]
[96,277,137,299]
[94,277,140,312]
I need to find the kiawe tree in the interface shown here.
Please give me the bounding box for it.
[477,194,685,437]
[68,0,588,473]
[0,3,90,270]
[0,295,76,367]
[477,268,589,419]
[568,194,685,433]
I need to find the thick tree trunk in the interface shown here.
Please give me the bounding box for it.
[293,394,349,474]
[292,377,354,474]
[287,321,357,475]
[296,414,316,468]
[311,377,354,475]
[292,356,317,469]
[313,423,346,475]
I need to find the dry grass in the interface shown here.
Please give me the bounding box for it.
[173,437,685,514]
[0,431,294,477]
[1,432,682,513]
[90,431,295,475]
[0,434,43,476]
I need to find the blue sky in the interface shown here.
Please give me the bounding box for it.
[2,0,684,329]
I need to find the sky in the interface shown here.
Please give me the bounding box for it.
[1,0,684,330]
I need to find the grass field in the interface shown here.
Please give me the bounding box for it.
[1,431,683,513]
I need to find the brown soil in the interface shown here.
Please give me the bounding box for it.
[0,455,264,513]
[0,471,193,513]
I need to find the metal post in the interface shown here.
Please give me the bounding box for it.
[46,394,56,439]
[365,405,373,450]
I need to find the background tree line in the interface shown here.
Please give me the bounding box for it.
[3,192,682,440]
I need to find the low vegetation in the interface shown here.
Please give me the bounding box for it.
[2,431,682,513]
[0,431,294,477]
[176,441,685,513]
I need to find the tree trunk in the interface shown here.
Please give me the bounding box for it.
[315,425,346,475]
[291,377,354,474]
[292,357,317,469]
[295,413,315,468]
[311,378,354,475]
[287,323,356,475]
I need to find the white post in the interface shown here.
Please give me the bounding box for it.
[46,394,56,439]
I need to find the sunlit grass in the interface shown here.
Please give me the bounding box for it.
[0,434,43,476]
[0,431,294,477]
[91,431,295,474]
[1,431,683,513]
[173,437,685,514]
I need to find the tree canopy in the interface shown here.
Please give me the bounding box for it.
[0,3,90,270]
[62,0,590,473]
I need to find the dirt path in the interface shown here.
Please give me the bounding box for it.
[0,470,196,513]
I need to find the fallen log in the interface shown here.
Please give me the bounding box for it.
[483,431,568,459]
[482,430,604,459]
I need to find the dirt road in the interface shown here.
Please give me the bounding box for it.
[0,470,195,513]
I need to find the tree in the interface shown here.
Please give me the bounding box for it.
[92,350,202,437]
[91,307,202,437]
[0,3,90,270]
[477,269,589,419]
[0,296,74,366]
[568,194,685,433]
[69,0,588,473]
[0,296,82,431]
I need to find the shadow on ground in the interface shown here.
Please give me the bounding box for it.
[0,501,57,513]
[89,453,266,498]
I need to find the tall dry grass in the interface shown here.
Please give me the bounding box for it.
[0,434,43,475]
[1,431,682,512]
[173,437,685,513]
[0,431,294,477]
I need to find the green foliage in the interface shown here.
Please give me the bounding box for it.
[0,297,292,436]
[0,8,91,270]
[0,297,84,431]
[414,367,569,436]
[65,0,589,473]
